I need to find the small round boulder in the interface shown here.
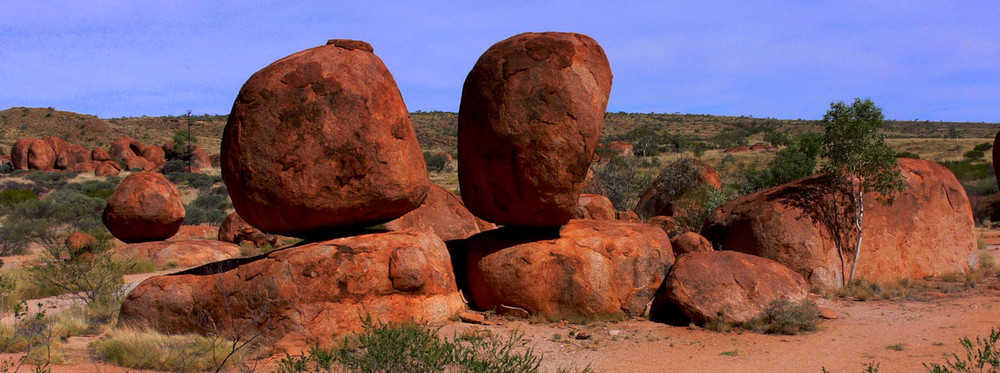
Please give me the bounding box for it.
[222,40,429,237]
[102,172,185,243]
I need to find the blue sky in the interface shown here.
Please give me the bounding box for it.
[1,1,997,122]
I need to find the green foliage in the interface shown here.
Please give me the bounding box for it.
[166,172,220,191]
[614,125,686,156]
[896,151,921,159]
[941,160,991,181]
[24,171,77,192]
[741,132,822,195]
[172,129,197,155]
[763,128,792,147]
[183,194,231,226]
[820,98,905,284]
[964,149,986,160]
[25,247,127,306]
[974,142,993,152]
[924,327,1000,372]
[0,189,38,209]
[423,151,453,173]
[674,187,737,231]
[749,299,820,335]
[161,159,188,174]
[274,318,588,373]
[587,155,653,211]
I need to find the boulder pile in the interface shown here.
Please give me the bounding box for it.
[120,39,463,352]
[702,158,978,287]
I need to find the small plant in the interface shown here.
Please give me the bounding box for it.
[719,349,739,356]
[886,343,905,351]
[923,327,1000,372]
[747,299,820,335]
[93,326,247,372]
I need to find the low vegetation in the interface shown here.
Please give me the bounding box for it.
[706,299,820,335]
[274,317,591,373]
[93,326,251,373]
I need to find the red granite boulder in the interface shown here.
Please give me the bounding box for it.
[102,171,185,243]
[572,193,616,220]
[654,251,808,324]
[451,220,673,320]
[106,240,240,268]
[109,137,151,171]
[458,32,613,227]
[670,232,713,256]
[384,183,486,241]
[59,144,91,169]
[11,138,56,171]
[702,158,978,287]
[92,148,111,162]
[218,212,278,248]
[94,161,122,177]
[65,161,97,173]
[222,39,429,237]
[119,230,465,353]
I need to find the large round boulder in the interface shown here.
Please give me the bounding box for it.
[59,144,91,169]
[102,171,185,243]
[94,161,122,177]
[702,158,978,287]
[222,39,429,237]
[457,32,613,227]
[119,230,465,353]
[11,138,56,171]
[670,232,713,256]
[384,183,487,241]
[450,219,673,320]
[654,251,808,325]
[635,158,722,221]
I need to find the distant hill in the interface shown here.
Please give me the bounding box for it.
[2,106,997,156]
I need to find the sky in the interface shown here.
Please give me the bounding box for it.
[1,1,997,122]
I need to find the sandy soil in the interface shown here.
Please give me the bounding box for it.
[3,241,999,372]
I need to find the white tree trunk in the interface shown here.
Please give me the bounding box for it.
[848,178,864,284]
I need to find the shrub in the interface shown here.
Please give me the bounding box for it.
[674,187,736,231]
[93,327,244,373]
[749,299,820,335]
[184,194,231,225]
[423,152,452,173]
[896,151,921,159]
[25,171,77,192]
[167,172,220,191]
[274,317,575,373]
[974,142,993,152]
[924,327,1000,372]
[964,149,986,160]
[25,248,127,306]
[763,129,791,147]
[0,189,37,208]
[587,155,653,211]
[740,132,822,195]
[941,160,991,181]
[161,159,187,174]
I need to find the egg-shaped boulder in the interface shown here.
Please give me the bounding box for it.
[102,171,185,243]
[222,39,429,237]
[458,32,612,226]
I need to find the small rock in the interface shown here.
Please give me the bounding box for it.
[495,304,530,319]
[575,332,591,340]
[460,312,488,325]
[608,329,620,336]
[818,308,838,319]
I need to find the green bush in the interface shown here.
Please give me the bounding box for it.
[763,129,792,147]
[25,171,77,191]
[974,142,993,152]
[183,194,232,226]
[587,155,653,211]
[0,189,37,208]
[964,149,986,160]
[166,172,220,191]
[161,159,187,174]
[423,152,452,173]
[942,160,991,181]
[896,151,921,159]
[740,132,822,195]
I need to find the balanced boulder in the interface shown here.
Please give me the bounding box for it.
[119,230,465,353]
[451,219,673,320]
[222,39,429,237]
[654,251,807,325]
[457,32,613,226]
[384,183,487,241]
[702,158,978,287]
[102,171,185,243]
